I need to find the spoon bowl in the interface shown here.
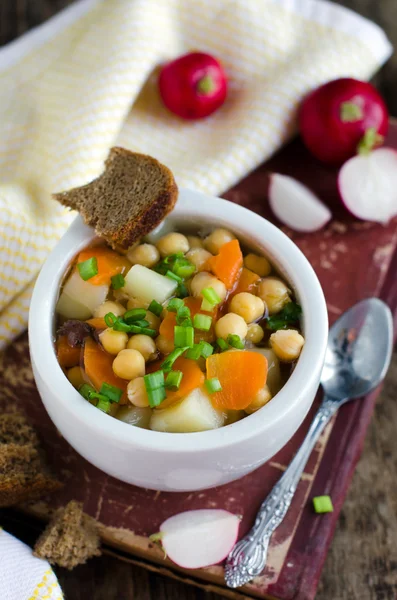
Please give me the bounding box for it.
[321,298,393,402]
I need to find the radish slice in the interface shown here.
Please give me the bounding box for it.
[269,173,332,232]
[152,509,240,569]
[338,148,397,224]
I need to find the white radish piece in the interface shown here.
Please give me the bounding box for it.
[123,264,177,305]
[56,269,108,319]
[152,509,240,569]
[338,148,397,224]
[268,173,331,232]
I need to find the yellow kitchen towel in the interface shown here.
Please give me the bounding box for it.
[0,0,392,348]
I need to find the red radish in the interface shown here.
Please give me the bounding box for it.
[338,147,397,224]
[150,509,240,569]
[299,78,388,165]
[269,173,332,232]
[159,52,227,120]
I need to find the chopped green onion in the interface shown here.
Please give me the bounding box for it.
[177,282,189,298]
[77,257,98,281]
[185,344,202,360]
[111,273,125,290]
[216,338,229,352]
[199,341,213,358]
[201,287,221,307]
[193,314,212,331]
[148,386,167,408]
[79,383,96,400]
[148,300,163,317]
[96,397,111,413]
[124,308,147,323]
[313,496,334,514]
[128,325,157,337]
[227,334,245,349]
[164,252,184,264]
[100,382,123,403]
[144,370,165,391]
[176,305,191,325]
[112,318,132,332]
[165,370,183,391]
[205,377,222,394]
[173,259,196,279]
[104,312,118,327]
[139,327,157,338]
[132,319,149,328]
[201,298,215,312]
[174,325,194,348]
[167,298,184,312]
[161,347,188,372]
[166,270,183,283]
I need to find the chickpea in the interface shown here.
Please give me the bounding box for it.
[94,300,125,319]
[127,377,149,407]
[186,248,212,272]
[257,277,290,315]
[127,297,149,310]
[270,329,305,362]
[244,253,271,277]
[127,243,160,268]
[245,385,272,414]
[155,335,174,355]
[246,323,264,344]
[187,235,204,249]
[215,313,248,340]
[190,272,227,302]
[144,310,161,332]
[67,366,85,389]
[229,292,265,324]
[112,288,130,304]
[127,334,157,362]
[204,228,235,254]
[100,328,128,355]
[112,349,146,380]
[156,233,189,257]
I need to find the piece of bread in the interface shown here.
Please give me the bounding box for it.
[0,412,62,508]
[34,501,101,569]
[53,147,178,249]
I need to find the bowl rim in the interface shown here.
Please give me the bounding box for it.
[29,188,328,453]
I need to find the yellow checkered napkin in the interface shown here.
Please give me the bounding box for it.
[0,529,63,600]
[0,0,392,348]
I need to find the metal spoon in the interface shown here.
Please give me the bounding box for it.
[225,298,393,588]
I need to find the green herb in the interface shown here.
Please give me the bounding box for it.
[110,273,125,290]
[201,287,221,309]
[174,325,194,348]
[176,305,191,325]
[144,371,167,408]
[79,383,96,400]
[176,282,189,299]
[96,397,111,413]
[266,302,302,331]
[166,270,183,283]
[112,319,132,332]
[77,257,98,281]
[133,326,157,338]
[100,382,123,403]
[173,259,196,279]
[313,495,334,514]
[205,377,222,394]
[104,312,118,327]
[161,347,188,372]
[103,312,156,337]
[216,338,229,352]
[124,308,147,323]
[185,344,202,360]
[148,300,163,317]
[155,253,195,281]
[165,370,183,391]
[167,298,184,312]
[193,314,212,332]
[227,334,245,349]
[199,341,213,358]
[132,319,149,328]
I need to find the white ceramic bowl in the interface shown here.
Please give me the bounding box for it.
[29,188,328,492]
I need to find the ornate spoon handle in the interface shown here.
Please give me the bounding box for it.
[224,395,340,588]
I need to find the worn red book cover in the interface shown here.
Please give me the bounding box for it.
[1,123,396,600]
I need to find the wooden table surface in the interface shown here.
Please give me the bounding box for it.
[1,2,397,599]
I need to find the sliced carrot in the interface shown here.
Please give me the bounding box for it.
[86,317,107,330]
[161,357,205,409]
[159,297,217,343]
[77,246,130,286]
[206,350,268,410]
[56,336,81,368]
[230,267,260,298]
[205,239,243,290]
[83,337,128,404]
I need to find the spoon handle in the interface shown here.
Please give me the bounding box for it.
[224,395,340,589]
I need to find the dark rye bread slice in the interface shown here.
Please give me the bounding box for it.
[53,147,178,249]
[34,501,101,569]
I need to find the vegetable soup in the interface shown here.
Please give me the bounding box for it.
[55,228,305,433]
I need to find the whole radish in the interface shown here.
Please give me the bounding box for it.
[159,52,227,120]
[299,78,388,165]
